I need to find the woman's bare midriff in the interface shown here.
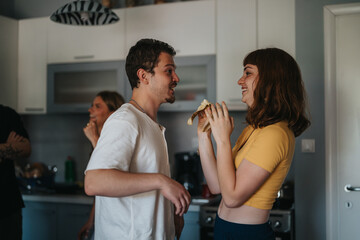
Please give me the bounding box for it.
[217,200,270,224]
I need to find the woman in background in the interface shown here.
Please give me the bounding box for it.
[78,91,124,240]
[197,48,310,239]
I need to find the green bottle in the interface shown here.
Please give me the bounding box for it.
[65,156,75,183]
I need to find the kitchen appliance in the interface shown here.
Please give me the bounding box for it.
[273,181,294,210]
[174,151,203,196]
[200,182,295,240]
[200,204,295,240]
[17,163,57,193]
[47,60,129,113]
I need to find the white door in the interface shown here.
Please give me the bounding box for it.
[324,3,360,240]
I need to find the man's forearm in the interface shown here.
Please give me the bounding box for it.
[84,169,164,197]
[0,139,31,161]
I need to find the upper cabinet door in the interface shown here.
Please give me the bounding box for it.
[216,0,295,111]
[216,0,257,111]
[257,0,295,57]
[125,1,215,56]
[47,9,126,63]
[18,17,48,114]
[0,16,18,110]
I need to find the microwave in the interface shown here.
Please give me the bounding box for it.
[47,61,130,113]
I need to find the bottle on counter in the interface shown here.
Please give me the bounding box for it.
[65,156,75,183]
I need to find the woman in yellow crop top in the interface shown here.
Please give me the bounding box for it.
[197,48,310,239]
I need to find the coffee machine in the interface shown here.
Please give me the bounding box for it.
[174,151,203,196]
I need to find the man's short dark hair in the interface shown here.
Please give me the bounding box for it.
[125,38,176,89]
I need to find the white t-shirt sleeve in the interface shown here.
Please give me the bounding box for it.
[85,117,138,173]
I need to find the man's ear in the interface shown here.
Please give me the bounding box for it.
[137,69,149,85]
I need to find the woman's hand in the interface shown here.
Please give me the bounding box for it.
[197,110,211,135]
[83,121,99,148]
[205,102,234,145]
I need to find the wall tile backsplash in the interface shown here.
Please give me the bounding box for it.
[20,110,297,184]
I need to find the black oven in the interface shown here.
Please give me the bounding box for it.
[199,205,295,240]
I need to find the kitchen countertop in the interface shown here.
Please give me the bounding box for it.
[22,192,93,205]
[22,192,220,212]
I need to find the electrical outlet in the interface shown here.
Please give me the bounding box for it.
[301,139,315,153]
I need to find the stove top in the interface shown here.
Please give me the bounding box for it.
[199,204,294,235]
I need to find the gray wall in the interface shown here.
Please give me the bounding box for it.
[295,0,359,239]
[0,1,14,18]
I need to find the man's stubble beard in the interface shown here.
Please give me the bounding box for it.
[166,96,175,104]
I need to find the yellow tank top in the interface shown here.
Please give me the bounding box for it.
[232,121,295,209]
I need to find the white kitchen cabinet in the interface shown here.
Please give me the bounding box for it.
[216,0,295,110]
[47,9,126,63]
[257,0,295,57]
[0,15,18,110]
[18,17,48,114]
[125,0,215,57]
[216,0,256,111]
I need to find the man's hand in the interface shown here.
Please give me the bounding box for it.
[6,131,26,144]
[160,176,191,216]
[0,131,31,162]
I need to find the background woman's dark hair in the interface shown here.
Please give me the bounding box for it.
[125,38,176,89]
[96,91,124,112]
[243,48,310,137]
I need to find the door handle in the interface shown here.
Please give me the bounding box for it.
[344,184,360,192]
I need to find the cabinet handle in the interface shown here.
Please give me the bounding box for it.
[25,107,44,112]
[74,55,94,60]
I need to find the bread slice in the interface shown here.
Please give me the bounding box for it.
[187,99,212,132]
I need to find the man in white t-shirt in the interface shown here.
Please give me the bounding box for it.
[85,39,191,240]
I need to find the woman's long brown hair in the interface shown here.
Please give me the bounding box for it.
[97,91,125,112]
[243,48,310,137]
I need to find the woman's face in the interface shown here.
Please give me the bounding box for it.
[238,64,259,107]
[88,96,112,127]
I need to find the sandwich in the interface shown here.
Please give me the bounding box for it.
[187,99,212,132]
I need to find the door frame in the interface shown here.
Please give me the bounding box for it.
[324,3,360,240]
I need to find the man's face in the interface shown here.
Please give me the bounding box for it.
[149,52,180,104]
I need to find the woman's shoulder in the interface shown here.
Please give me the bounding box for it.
[258,121,293,139]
